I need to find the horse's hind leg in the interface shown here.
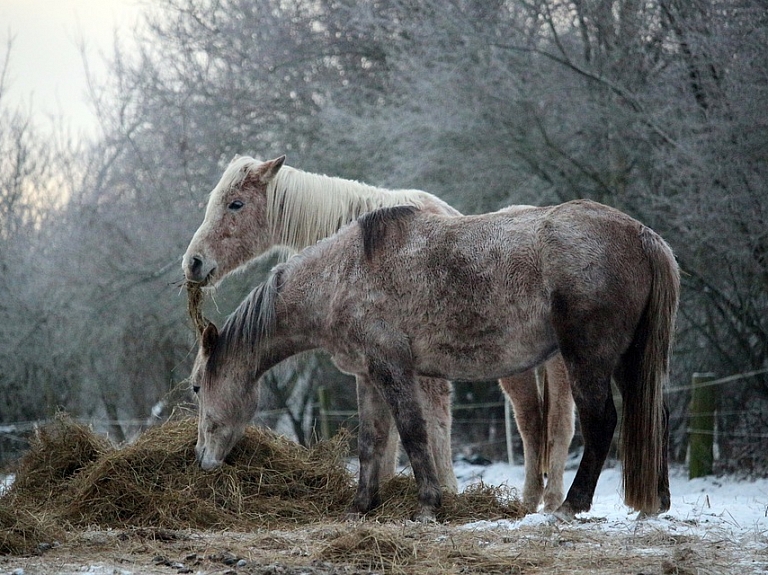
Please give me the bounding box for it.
[500,370,545,513]
[557,366,616,518]
[542,355,575,513]
[417,376,457,493]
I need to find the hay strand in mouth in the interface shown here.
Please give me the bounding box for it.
[186,281,211,337]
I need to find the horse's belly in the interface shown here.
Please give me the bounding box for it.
[414,338,557,382]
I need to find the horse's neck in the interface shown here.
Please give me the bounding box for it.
[267,167,422,252]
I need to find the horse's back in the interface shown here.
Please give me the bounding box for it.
[297,199,667,380]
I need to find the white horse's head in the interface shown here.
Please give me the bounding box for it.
[182,155,285,286]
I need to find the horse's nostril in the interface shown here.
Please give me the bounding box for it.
[190,255,203,274]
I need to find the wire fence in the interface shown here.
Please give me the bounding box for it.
[665,367,768,393]
[1,367,767,467]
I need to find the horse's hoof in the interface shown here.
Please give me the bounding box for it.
[539,512,560,525]
[551,505,576,523]
[541,502,561,514]
[410,508,437,523]
[343,511,365,522]
[635,510,660,520]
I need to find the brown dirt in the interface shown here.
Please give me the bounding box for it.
[1,415,762,574]
[0,518,758,575]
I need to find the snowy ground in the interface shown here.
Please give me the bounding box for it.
[3,460,768,574]
[455,458,768,564]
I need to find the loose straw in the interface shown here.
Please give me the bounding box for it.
[186,282,211,337]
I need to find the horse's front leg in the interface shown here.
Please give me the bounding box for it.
[368,358,441,522]
[349,374,397,517]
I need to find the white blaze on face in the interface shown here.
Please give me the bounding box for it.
[182,189,227,284]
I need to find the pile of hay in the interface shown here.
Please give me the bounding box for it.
[0,414,106,555]
[62,419,354,529]
[1,414,525,558]
[3,415,353,532]
[369,476,525,524]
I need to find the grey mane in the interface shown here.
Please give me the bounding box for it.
[207,267,284,376]
[358,205,419,261]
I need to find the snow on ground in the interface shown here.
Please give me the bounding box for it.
[5,458,767,538]
[2,460,767,574]
[0,474,12,495]
[454,458,768,551]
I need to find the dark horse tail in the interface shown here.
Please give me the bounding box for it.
[620,227,680,513]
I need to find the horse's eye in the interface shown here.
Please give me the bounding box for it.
[228,200,244,211]
[192,385,200,394]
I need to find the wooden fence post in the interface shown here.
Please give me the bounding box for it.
[689,372,716,479]
[317,385,331,441]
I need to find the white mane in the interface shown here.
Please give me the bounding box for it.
[210,156,458,255]
[266,165,437,251]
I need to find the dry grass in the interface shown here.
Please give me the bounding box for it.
[0,413,105,555]
[186,281,209,336]
[2,415,752,574]
[368,475,525,524]
[0,413,525,561]
[0,504,63,556]
[320,525,421,572]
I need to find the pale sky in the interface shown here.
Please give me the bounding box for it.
[1,0,144,139]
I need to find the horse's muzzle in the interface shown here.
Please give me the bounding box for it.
[187,255,205,281]
[184,255,216,285]
[195,444,223,471]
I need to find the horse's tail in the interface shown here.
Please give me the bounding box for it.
[620,227,680,513]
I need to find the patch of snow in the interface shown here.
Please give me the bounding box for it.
[1,473,14,495]
[454,459,768,544]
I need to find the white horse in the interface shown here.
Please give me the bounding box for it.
[183,155,574,511]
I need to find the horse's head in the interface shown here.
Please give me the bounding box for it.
[192,322,259,470]
[182,155,286,286]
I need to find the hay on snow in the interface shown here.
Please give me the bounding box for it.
[1,414,525,558]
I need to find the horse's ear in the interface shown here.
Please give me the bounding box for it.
[202,323,219,355]
[262,155,286,182]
